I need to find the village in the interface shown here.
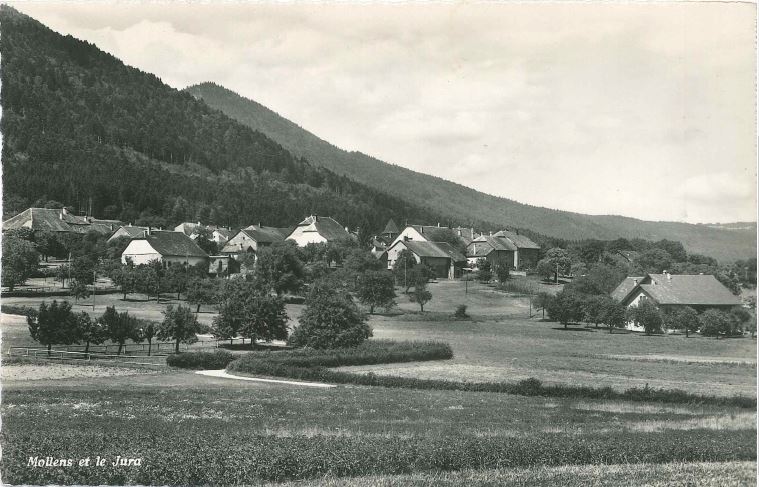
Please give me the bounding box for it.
[0,3,756,485]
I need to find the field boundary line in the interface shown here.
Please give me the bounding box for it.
[196,369,337,388]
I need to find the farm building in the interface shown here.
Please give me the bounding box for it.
[491,230,540,270]
[466,235,517,271]
[3,207,122,235]
[390,223,476,250]
[107,224,149,242]
[220,225,292,258]
[613,272,741,314]
[382,240,466,279]
[286,215,352,247]
[121,230,208,266]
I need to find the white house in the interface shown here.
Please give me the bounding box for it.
[286,215,351,247]
[382,240,466,279]
[121,230,208,266]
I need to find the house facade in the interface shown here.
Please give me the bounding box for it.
[121,231,208,266]
[466,235,516,271]
[286,215,352,247]
[492,230,540,270]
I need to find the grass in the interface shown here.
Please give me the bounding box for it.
[272,462,757,486]
[1,378,755,484]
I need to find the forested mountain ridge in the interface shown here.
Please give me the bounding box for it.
[186,82,756,262]
[0,6,462,237]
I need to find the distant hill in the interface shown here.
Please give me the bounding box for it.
[186,82,756,262]
[0,6,452,236]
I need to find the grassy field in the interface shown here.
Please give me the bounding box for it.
[1,278,756,484]
[1,366,755,484]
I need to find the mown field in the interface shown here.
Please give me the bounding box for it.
[1,279,756,485]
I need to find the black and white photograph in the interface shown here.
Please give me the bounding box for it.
[0,1,756,485]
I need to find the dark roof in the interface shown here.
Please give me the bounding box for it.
[241,225,291,243]
[3,208,121,234]
[621,274,741,306]
[394,240,464,261]
[138,231,208,258]
[467,236,517,257]
[382,219,400,235]
[110,225,149,240]
[433,241,467,263]
[492,230,540,249]
[296,215,351,241]
[611,276,643,301]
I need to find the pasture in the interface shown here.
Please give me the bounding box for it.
[1,278,756,484]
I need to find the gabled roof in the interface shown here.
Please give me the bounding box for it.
[620,273,740,306]
[240,225,292,243]
[382,219,400,235]
[391,240,464,262]
[492,230,540,250]
[108,225,149,240]
[213,228,236,239]
[473,235,518,252]
[294,215,351,241]
[611,276,643,301]
[433,241,467,263]
[132,231,208,258]
[175,222,204,236]
[3,208,121,234]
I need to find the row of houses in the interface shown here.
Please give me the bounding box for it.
[3,208,541,280]
[372,219,541,278]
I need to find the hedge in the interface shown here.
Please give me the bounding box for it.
[227,342,755,409]
[166,350,235,369]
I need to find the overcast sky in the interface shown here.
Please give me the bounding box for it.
[13,1,757,224]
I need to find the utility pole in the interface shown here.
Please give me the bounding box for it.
[555,262,559,284]
[92,267,97,310]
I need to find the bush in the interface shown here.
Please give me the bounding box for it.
[166,350,235,369]
[453,304,468,319]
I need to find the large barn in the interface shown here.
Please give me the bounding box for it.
[613,272,741,313]
[286,215,352,247]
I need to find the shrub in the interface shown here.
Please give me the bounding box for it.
[166,350,235,369]
[453,304,468,319]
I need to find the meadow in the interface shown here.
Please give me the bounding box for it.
[1,278,756,484]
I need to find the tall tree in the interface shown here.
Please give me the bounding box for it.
[27,300,78,355]
[356,270,396,313]
[2,236,39,291]
[158,304,202,353]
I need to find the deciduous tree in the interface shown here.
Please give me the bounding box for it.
[356,270,396,313]
[158,304,202,353]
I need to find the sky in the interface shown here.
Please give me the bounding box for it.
[11,1,758,224]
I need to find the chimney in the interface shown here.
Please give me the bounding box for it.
[345,226,350,233]
[437,222,440,227]
[633,278,638,285]
[62,207,68,216]
[457,228,462,236]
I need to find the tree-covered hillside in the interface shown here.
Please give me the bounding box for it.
[186,82,756,263]
[0,6,460,236]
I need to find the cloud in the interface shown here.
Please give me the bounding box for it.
[11,1,756,224]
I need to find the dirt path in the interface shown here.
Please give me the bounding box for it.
[196,369,336,388]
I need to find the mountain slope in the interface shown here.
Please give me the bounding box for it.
[0,6,453,235]
[186,82,756,262]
